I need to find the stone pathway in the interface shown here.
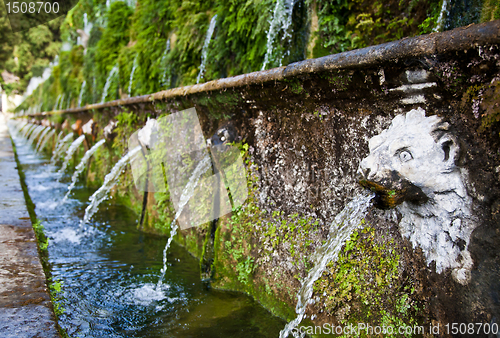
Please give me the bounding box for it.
[0,114,60,337]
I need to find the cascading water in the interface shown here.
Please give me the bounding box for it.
[8,121,286,337]
[156,155,212,289]
[279,191,375,338]
[101,65,119,103]
[51,133,75,165]
[62,139,106,203]
[58,134,86,176]
[51,131,64,153]
[53,94,62,111]
[35,127,51,150]
[261,0,296,70]
[27,126,46,147]
[128,55,138,96]
[160,40,171,87]
[58,93,66,111]
[66,94,71,109]
[38,129,56,152]
[24,124,37,140]
[78,80,86,107]
[196,15,218,84]
[80,145,142,226]
[434,0,449,32]
[17,121,29,134]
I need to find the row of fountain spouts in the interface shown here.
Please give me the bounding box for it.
[9,119,375,338]
[9,119,223,295]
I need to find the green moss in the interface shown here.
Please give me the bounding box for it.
[313,226,422,336]
[195,90,241,119]
[314,0,439,58]
[283,78,305,94]
[210,142,299,321]
[479,79,500,131]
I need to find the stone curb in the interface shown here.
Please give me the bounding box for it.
[0,117,61,338]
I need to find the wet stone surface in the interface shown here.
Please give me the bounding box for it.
[0,118,60,337]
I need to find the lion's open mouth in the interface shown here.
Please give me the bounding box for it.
[359,177,429,209]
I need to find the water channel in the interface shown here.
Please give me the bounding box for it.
[10,128,285,337]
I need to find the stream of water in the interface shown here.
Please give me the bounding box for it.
[128,56,138,97]
[81,145,143,227]
[51,133,75,165]
[261,0,296,70]
[9,123,285,338]
[196,15,218,84]
[58,134,86,176]
[35,127,51,150]
[160,40,171,88]
[101,65,119,103]
[279,191,375,338]
[63,139,106,203]
[78,80,87,107]
[38,129,56,152]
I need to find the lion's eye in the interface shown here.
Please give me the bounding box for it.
[399,150,413,162]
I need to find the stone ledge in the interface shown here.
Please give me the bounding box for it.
[26,20,500,117]
[0,119,60,338]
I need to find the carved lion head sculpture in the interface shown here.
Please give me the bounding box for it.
[358,107,476,285]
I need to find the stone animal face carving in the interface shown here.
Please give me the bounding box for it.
[358,108,476,285]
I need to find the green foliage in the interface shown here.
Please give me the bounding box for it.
[114,110,139,147]
[49,279,66,316]
[418,0,442,34]
[94,2,133,100]
[314,0,440,58]
[32,220,49,252]
[236,256,255,285]
[95,2,133,75]
[209,0,273,76]
[479,79,500,131]
[483,0,500,19]
[0,3,17,66]
[313,226,422,335]
[0,18,63,95]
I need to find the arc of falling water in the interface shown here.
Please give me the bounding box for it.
[279,191,375,338]
[156,155,212,289]
[101,65,119,104]
[196,15,218,84]
[38,129,56,152]
[53,94,62,111]
[62,139,106,203]
[160,40,171,87]
[78,81,86,107]
[24,124,38,141]
[51,133,74,165]
[128,55,138,96]
[261,0,296,70]
[58,93,65,111]
[58,135,87,176]
[434,0,449,32]
[28,126,46,147]
[80,146,142,227]
[35,127,51,150]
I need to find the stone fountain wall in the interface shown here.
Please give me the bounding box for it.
[29,21,500,335]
